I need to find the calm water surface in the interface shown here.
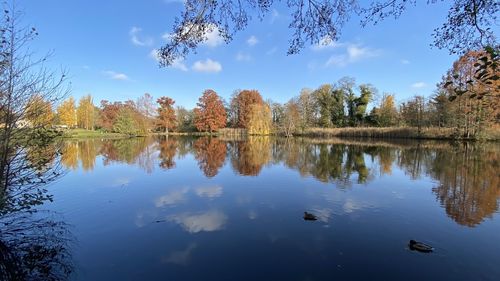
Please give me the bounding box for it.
[45,137,500,280]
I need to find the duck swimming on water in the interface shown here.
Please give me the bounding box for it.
[409,240,434,253]
[303,212,318,221]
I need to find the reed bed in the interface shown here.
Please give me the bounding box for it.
[300,127,458,140]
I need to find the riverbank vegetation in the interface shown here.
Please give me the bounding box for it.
[32,48,499,140]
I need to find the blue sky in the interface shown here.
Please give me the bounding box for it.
[23,0,462,108]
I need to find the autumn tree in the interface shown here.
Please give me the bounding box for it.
[193,89,227,133]
[441,49,499,137]
[25,95,54,128]
[57,97,77,127]
[156,96,176,133]
[376,94,398,127]
[231,90,264,128]
[98,100,122,132]
[77,95,95,130]
[247,103,272,135]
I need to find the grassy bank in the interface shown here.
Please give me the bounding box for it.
[61,129,130,138]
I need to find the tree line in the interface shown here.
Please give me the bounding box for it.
[24,48,498,138]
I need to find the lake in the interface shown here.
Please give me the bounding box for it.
[24,137,500,280]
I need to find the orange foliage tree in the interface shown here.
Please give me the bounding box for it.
[232,90,264,128]
[156,97,176,133]
[193,89,227,133]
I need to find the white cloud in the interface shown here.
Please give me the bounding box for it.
[155,187,189,207]
[325,43,381,67]
[311,36,343,51]
[204,27,224,47]
[168,210,227,233]
[195,185,223,198]
[343,198,373,213]
[129,26,153,47]
[103,70,129,81]
[247,35,258,46]
[192,59,222,73]
[411,82,427,89]
[401,59,410,64]
[236,52,252,62]
[149,49,188,71]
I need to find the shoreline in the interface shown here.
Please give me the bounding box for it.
[59,127,500,141]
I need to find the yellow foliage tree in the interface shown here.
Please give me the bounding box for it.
[25,95,54,127]
[377,94,398,126]
[57,97,77,127]
[247,103,272,135]
[77,95,95,130]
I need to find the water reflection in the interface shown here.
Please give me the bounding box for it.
[168,210,228,233]
[193,137,226,177]
[1,142,74,280]
[58,137,500,228]
[430,144,500,227]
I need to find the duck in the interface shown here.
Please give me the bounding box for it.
[303,212,318,221]
[409,240,434,253]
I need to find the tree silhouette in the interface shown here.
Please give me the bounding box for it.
[157,0,497,66]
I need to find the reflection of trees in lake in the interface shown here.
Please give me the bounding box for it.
[193,137,227,177]
[61,141,79,170]
[55,137,500,228]
[430,144,500,227]
[230,137,271,176]
[1,142,73,280]
[60,138,157,173]
[158,137,178,170]
[101,138,156,173]
[78,139,98,171]
[0,212,73,280]
[275,140,370,186]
